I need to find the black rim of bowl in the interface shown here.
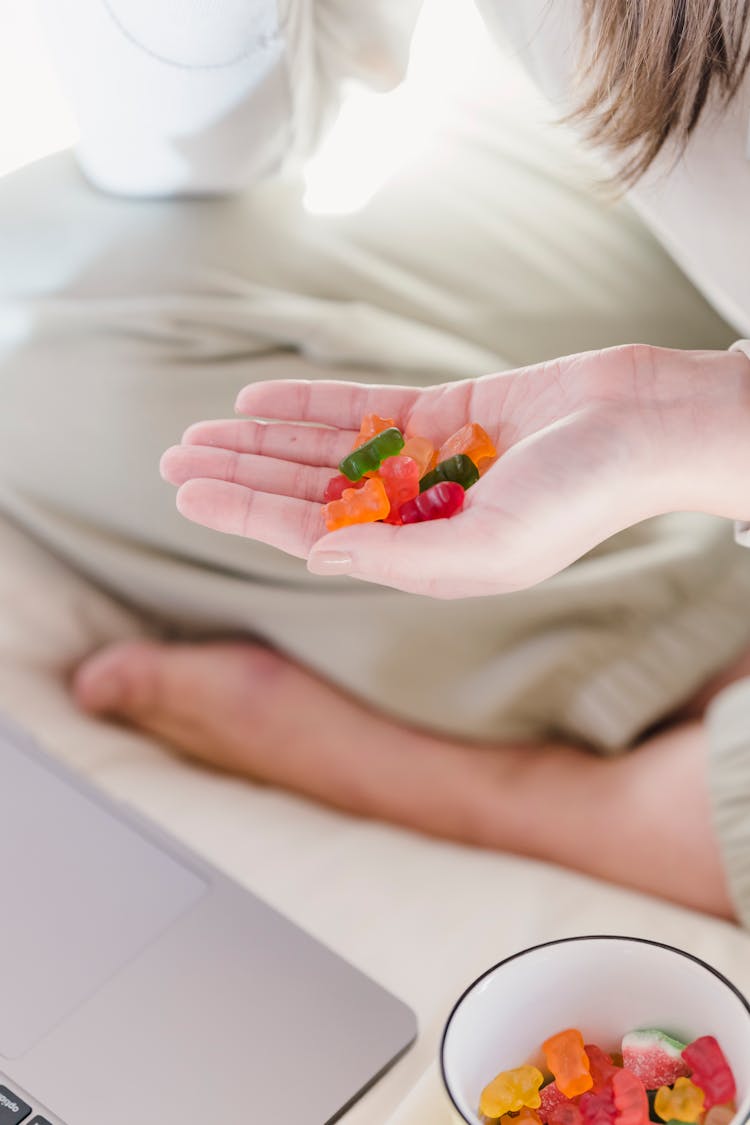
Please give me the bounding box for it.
[439,933,750,1125]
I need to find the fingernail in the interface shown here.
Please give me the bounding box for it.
[307,551,353,576]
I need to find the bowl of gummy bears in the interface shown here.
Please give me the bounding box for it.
[440,936,750,1125]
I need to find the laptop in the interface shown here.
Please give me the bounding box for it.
[0,712,417,1124]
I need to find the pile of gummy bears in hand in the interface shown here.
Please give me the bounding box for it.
[321,416,497,530]
[479,1028,738,1125]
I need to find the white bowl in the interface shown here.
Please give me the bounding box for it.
[441,936,750,1125]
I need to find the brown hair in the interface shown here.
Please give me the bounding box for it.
[573,0,750,182]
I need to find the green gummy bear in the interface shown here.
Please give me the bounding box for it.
[419,453,479,493]
[339,427,404,481]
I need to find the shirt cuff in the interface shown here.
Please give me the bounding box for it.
[730,341,750,547]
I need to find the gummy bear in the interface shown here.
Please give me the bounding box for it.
[339,427,404,482]
[681,1038,737,1110]
[378,455,420,524]
[539,1083,572,1124]
[399,481,465,524]
[438,422,497,473]
[323,474,365,504]
[351,413,397,450]
[549,1103,584,1125]
[322,477,389,531]
[401,435,437,478]
[703,1105,736,1125]
[580,1083,617,1125]
[612,1067,649,1125]
[543,1029,594,1099]
[479,1065,545,1120]
[419,453,479,493]
[654,1078,705,1123]
[586,1045,619,1091]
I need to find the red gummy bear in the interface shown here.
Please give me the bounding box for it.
[399,480,465,524]
[378,455,420,524]
[580,1084,617,1125]
[549,1103,583,1125]
[324,474,365,504]
[682,1037,737,1110]
[586,1046,619,1091]
[612,1068,649,1125]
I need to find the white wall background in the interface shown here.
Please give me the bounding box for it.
[0,0,77,177]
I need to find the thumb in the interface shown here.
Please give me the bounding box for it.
[306,506,509,597]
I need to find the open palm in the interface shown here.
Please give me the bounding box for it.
[161,344,677,597]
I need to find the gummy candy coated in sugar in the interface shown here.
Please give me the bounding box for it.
[378,455,420,524]
[351,413,396,449]
[399,481,465,524]
[622,1031,688,1090]
[438,422,497,472]
[579,1084,617,1125]
[654,1078,705,1123]
[543,1029,594,1099]
[322,477,389,531]
[419,453,479,493]
[585,1045,619,1091]
[479,1065,545,1119]
[539,1083,572,1123]
[681,1038,736,1109]
[323,474,365,504]
[612,1067,649,1125]
[339,427,405,482]
[401,435,437,477]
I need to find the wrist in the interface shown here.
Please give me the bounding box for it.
[635,345,750,521]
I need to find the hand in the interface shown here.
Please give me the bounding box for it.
[160,344,750,597]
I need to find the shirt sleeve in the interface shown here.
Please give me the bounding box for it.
[730,340,750,546]
[37,0,423,197]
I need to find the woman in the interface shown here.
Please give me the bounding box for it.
[3,2,750,922]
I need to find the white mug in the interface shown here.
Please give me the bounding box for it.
[441,935,750,1125]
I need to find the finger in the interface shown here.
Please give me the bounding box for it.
[306,505,510,598]
[182,419,355,468]
[235,379,422,429]
[175,479,324,558]
[161,445,335,502]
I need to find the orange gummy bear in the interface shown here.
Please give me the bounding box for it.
[542,1029,593,1099]
[438,422,497,474]
[401,435,438,478]
[323,476,390,531]
[351,413,397,451]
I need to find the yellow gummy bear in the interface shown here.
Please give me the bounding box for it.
[479,1065,544,1120]
[654,1077,706,1124]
